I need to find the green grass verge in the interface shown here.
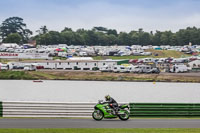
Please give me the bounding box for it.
[0,71,35,80]
[0,129,199,133]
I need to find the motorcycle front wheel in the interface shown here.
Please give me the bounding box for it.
[92,110,104,121]
[118,110,130,121]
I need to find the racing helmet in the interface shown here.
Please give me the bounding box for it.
[105,95,110,101]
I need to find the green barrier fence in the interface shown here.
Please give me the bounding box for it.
[130,103,200,117]
[0,101,2,117]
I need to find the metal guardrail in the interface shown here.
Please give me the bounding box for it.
[2,101,96,117]
[0,101,2,117]
[2,102,200,118]
[130,103,200,117]
[192,68,200,72]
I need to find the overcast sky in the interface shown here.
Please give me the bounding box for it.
[0,0,200,33]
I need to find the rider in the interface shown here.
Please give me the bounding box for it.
[104,95,119,114]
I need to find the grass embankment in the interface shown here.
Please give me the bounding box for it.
[0,129,199,133]
[0,71,199,83]
[93,50,192,60]
[29,71,200,83]
[0,71,35,80]
[0,59,9,63]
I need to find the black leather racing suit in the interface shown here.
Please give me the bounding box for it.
[105,97,119,113]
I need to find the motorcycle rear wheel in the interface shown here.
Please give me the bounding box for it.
[92,110,104,121]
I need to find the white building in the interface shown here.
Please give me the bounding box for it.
[0,43,19,48]
[17,59,121,71]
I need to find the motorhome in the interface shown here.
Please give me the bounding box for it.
[130,65,159,74]
[129,65,140,73]
[138,65,152,73]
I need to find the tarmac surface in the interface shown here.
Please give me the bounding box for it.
[0,119,200,128]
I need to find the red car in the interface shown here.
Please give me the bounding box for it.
[36,66,44,69]
[129,59,138,64]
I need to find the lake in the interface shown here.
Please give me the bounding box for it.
[0,80,200,103]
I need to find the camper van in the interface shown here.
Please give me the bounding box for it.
[129,65,140,73]
[130,65,160,74]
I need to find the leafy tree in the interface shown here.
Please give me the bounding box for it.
[152,31,162,46]
[61,27,73,32]
[107,29,118,36]
[48,31,61,45]
[93,26,108,32]
[36,26,48,35]
[60,31,75,45]
[141,32,151,46]
[3,33,22,44]
[96,32,109,46]
[118,32,132,45]
[107,34,117,45]
[0,17,32,43]
[129,30,139,45]
[27,22,200,46]
[170,34,178,46]
[160,31,173,45]
[85,30,98,46]
[36,33,50,45]
[73,33,86,45]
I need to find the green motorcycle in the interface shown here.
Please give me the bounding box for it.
[92,100,130,121]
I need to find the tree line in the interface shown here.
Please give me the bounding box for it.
[1,17,200,46]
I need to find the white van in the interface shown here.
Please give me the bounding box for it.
[100,65,112,72]
[24,64,37,71]
[0,63,9,70]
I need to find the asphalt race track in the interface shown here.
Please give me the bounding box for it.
[0,119,200,128]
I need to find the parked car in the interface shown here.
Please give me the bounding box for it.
[0,63,9,70]
[36,66,44,69]
[129,59,138,64]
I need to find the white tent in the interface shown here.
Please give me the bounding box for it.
[0,43,19,48]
